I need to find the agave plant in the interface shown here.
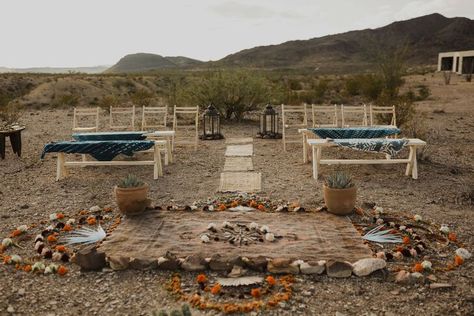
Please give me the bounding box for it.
[118,174,144,188]
[325,171,354,189]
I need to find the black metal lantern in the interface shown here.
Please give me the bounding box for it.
[257,104,281,139]
[200,104,224,140]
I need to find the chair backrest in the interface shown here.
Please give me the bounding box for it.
[369,105,397,127]
[173,106,199,129]
[172,105,199,151]
[72,107,100,132]
[109,105,136,130]
[311,104,338,127]
[341,104,368,127]
[281,104,308,128]
[141,105,168,131]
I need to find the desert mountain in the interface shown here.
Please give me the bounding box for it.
[217,13,474,71]
[106,53,203,73]
[0,66,109,74]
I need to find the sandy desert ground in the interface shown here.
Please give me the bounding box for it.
[0,73,473,315]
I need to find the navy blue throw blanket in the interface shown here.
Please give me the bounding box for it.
[309,127,400,139]
[41,140,155,161]
[72,132,146,141]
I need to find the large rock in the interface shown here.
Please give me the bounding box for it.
[209,254,233,272]
[108,256,130,270]
[300,260,326,275]
[157,252,180,270]
[129,257,158,270]
[74,247,106,271]
[326,260,353,278]
[352,258,386,277]
[267,258,299,274]
[181,254,207,271]
[243,256,268,272]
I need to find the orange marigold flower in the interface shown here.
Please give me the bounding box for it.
[250,288,261,298]
[56,245,67,252]
[402,236,410,245]
[218,204,226,211]
[249,200,258,208]
[210,283,221,295]
[87,217,97,225]
[3,255,12,264]
[103,207,113,212]
[47,235,57,243]
[56,213,65,219]
[23,265,32,272]
[63,224,73,232]
[79,210,88,215]
[257,204,265,211]
[266,275,276,286]
[448,232,457,242]
[412,263,423,273]
[231,201,239,208]
[196,274,207,284]
[57,265,68,276]
[10,229,22,237]
[454,255,464,266]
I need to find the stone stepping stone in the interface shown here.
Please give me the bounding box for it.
[223,157,254,172]
[218,172,261,193]
[225,144,253,157]
[225,137,253,145]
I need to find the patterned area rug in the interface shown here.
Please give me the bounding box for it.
[225,144,254,157]
[219,172,262,192]
[223,157,254,172]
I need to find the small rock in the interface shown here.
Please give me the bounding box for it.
[75,247,106,271]
[427,274,437,282]
[395,270,410,284]
[20,204,29,209]
[107,256,130,270]
[300,260,325,275]
[409,272,425,284]
[429,283,453,289]
[228,265,247,278]
[157,253,180,270]
[18,288,25,296]
[375,252,386,260]
[326,260,353,278]
[267,258,299,274]
[243,256,268,272]
[302,290,312,296]
[129,258,157,270]
[181,254,207,271]
[89,205,101,213]
[352,258,386,277]
[7,306,14,313]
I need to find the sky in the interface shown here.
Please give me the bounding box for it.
[0,0,473,68]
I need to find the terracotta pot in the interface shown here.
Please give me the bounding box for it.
[114,184,149,216]
[323,185,356,216]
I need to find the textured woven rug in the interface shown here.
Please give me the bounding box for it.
[225,144,253,157]
[225,137,253,145]
[98,210,373,269]
[219,172,261,192]
[223,157,254,172]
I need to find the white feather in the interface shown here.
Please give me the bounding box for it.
[362,225,402,243]
[64,225,106,245]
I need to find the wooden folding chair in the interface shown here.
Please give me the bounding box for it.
[341,104,368,127]
[369,105,397,127]
[141,105,168,131]
[172,106,199,151]
[311,104,338,127]
[72,107,100,132]
[109,105,136,130]
[282,104,308,151]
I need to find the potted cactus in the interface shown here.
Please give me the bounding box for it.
[114,174,149,215]
[323,171,356,216]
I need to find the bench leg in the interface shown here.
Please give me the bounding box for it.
[411,147,418,179]
[153,145,163,179]
[167,138,173,163]
[302,133,307,163]
[405,147,414,176]
[56,153,68,181]
[163,143,169,166]
[312,146,321,180]
[0,135,5,159]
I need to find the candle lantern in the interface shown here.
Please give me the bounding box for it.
[257,104,281,139]
[200,104,224,140]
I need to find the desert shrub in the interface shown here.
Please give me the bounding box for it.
[312,79,329,100]
[0,101,22,128]
[443,71,451,85]
[416,85,430,101]
[112,78,136,92]
[185,70,269,121]
[360,74,384,101]
[345,77,360,96]
[288,79,303,91]
[377,95,415,128]
[98,95,121,112]
[52,93,80,107]
[131,89,155,107]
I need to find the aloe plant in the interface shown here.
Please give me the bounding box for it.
[118,174,144,188]
[325,171,354,189]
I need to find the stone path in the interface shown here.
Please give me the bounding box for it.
[218,138,261,193]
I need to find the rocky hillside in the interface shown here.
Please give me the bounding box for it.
[106,53,203,73]
[217,13,474,71]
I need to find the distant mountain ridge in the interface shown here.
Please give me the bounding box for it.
[105,53,203,73]
[0,66,109,74]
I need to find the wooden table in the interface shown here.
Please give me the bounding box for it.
[0,126,25,159]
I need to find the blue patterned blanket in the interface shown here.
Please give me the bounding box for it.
[41,140,154,161]
[309,127,400,139]
[72,132,146,141]
[333,139,408,156]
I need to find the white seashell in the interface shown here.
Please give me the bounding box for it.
[49,213,58,221]
[249,222,259,230]
[374,206,384,214]
[32,262,45,272]
[11,255,22,264]
[455,248,472,260]
[17,225,28,232]
[2,238,13,247]
[409,249,418,257]
[46,225,55,231]
[389,222,395,227]
[399,225,406,231]
[223,221,232,228]
[292,259,304,266]
[376,218,384,225]
[48,264,58,273]
[414,215,422,222]
[44,266,53,274]
[190,205,198,211]
[260,225,270,233]
[52,252,62,262]
[200,234,210,243]
[157,257,167,265]
[440,225,449,234]
[421,260,432,270]
[265,233,275,242]
[207,223,216,230]
[208,205,214,211]
[275,206,284,212]
[66,218,76,225]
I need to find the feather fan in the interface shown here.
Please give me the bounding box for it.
[362,225,402,243]
[64,225,106,246]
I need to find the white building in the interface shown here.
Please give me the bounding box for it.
[437,50,474,74]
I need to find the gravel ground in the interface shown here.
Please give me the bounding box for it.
[1,75,473,315]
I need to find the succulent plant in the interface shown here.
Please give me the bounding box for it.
[118,174,144,188]
[325,171,354,189]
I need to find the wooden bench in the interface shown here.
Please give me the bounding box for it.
[307,138,426,180]
[55,140,165,181]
